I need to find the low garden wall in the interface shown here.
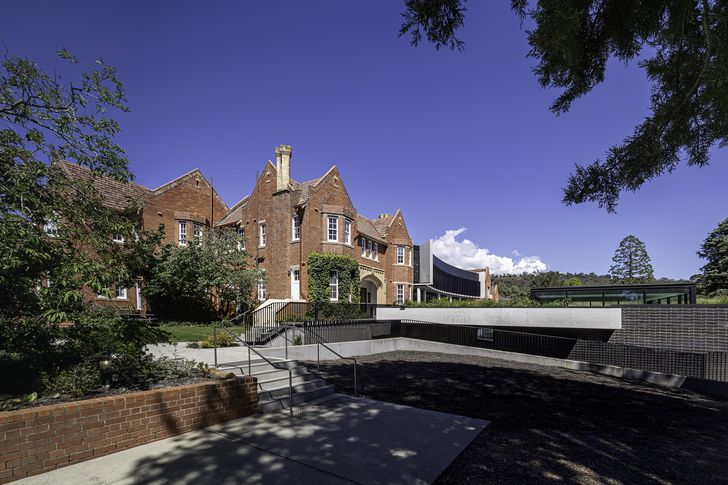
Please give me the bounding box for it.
[0,376,257,484]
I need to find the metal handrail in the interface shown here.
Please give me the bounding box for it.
[283,323,358,396]
[214,320,294,420]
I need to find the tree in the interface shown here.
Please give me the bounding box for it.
[563,276,582,287]
[399,1,728,212]
[144,228,258,321]
[530,271,564,288]
[609,235,654,283]
[697,217,728,294]
[0,49,148,322]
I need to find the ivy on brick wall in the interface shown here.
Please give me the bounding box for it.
[307,252,360,314]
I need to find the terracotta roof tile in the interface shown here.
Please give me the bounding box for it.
[371,216,392,238]
[217,196,250,226]
[356,214,387,242]
[58,161,152,211]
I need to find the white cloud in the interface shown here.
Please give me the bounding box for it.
[430,228,547,275]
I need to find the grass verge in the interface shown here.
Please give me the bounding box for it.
[160,325,247,343]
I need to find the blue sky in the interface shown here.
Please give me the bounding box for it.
[5,1,727,278]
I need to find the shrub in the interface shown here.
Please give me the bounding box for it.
[43,363,102,398]
[199,331,238,348]
[307,253,360,316]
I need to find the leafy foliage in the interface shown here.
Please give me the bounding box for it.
[0,49,162,322]
[697,217,728,294]
[405,296,566,308]
[306,252,360,316]
[609,235,655,283]
[143,227,258,321]
[399,1,728,211]
[0,309,169,395]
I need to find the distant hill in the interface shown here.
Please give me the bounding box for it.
[493,272,689,299]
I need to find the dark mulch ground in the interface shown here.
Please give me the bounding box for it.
[313,351,728,485]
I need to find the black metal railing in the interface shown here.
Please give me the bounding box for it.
[279,323,358,396]
[272,318,728,382]
[213,318,295,420]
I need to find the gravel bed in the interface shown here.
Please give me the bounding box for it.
[312,351,728,485]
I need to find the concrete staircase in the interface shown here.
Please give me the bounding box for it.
[218,358,335,413]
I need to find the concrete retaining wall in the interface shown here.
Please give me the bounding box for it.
[377,307,622,329]
[256,338,728,399]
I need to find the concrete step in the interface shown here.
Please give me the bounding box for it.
[258,379,330,401]
[258,383,336,414]
[217,358,297,375]
[257,373,318,391]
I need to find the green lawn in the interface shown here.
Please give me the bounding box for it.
[160,325,247,343]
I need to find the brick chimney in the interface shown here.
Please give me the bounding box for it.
[275,144,292,192]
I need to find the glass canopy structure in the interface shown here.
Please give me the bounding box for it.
[530,283,697,306]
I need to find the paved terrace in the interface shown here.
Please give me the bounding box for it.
[17,394,487,485]
[314,351,728,485]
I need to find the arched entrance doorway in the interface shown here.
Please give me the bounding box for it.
[360,274,383,317]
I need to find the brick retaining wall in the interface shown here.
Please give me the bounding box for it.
[0,376,257,483]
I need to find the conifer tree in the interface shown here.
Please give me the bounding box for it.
[609,235,655,283]
[697,217,728,295]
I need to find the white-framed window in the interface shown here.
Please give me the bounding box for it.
[361,237,366,256]
[257,273,266,301]
[327,216,338,242]
[237,226,245,251]
[408,247,412,266]
[329,270,339,301]
[292,214,301,241]
[193,223,203,241]
[366,239,372,258]
[115,286,128,300]
[112,234,124,243]
[396,284,404,305]
[178,221,187,246]
[43,221,59,237]
[396,246,405,264]
[259,222,266,247]
[344,220,351,245]
[373,242,379,261]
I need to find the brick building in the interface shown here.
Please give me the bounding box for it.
[216,145,415,305]
[59,161,228,313]
[63,145,496,311]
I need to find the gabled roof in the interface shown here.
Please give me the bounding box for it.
[57,161,152,211]
[151,168,228,210]
[59,161,228,215]
[371,215,393,238]
[289,166,337,206]
[356,214,387,243]
[217,195,250,226]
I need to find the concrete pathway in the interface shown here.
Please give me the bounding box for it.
[17,395,488,485]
